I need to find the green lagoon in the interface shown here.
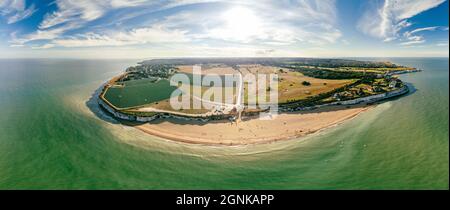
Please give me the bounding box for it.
[0,58,448,189]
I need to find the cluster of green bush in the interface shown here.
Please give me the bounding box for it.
[288,66,376,79]
[296,59,399,68]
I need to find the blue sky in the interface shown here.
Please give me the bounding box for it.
[0,0,448,58]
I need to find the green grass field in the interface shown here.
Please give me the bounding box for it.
[104,78,177,109]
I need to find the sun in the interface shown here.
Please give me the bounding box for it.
[221,7,262,41]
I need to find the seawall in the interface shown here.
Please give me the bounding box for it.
[98,83,409,123]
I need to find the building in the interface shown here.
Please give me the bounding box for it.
[389,80,397,88]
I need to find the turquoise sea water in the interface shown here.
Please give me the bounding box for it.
[0,58,448,189]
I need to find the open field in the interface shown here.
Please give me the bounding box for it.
[238,65,355,104]
[177,65,236,75]
[103,78,176,109]
[134,94,213,115]
[277,71,355,103]
[239,64,281,74]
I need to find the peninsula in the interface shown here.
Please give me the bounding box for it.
[97,58,419,145]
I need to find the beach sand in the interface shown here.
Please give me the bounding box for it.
[132,105,372,146]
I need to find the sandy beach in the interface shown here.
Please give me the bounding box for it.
[132,105,372,146]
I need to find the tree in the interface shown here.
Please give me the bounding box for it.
[302,81,311,86]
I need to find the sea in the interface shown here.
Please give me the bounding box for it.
[0,57,448,189]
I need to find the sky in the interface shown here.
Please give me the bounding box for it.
[0,0,448,59]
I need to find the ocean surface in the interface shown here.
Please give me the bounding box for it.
[0,57,448,189]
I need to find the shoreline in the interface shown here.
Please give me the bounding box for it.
[131,105,373,146]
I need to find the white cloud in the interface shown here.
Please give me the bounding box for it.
[160,0,341,45]
[400,40,425,46]
[11,0,155,46]
[400,26,447,46]
[255,49,276,56]
[39,0,150,29]
[0,0,37,24]
[391,0,447,20]
[358,0,446,41]
[31,43,56,49]
[436,41,448,47]
[9,44,25,48]
[404,26,439,37]
[10,23,80,45]
[23,0,341,49]
[162,0,221,9]
[51,25,189,47]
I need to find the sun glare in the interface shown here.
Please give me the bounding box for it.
[221,7,262,41]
